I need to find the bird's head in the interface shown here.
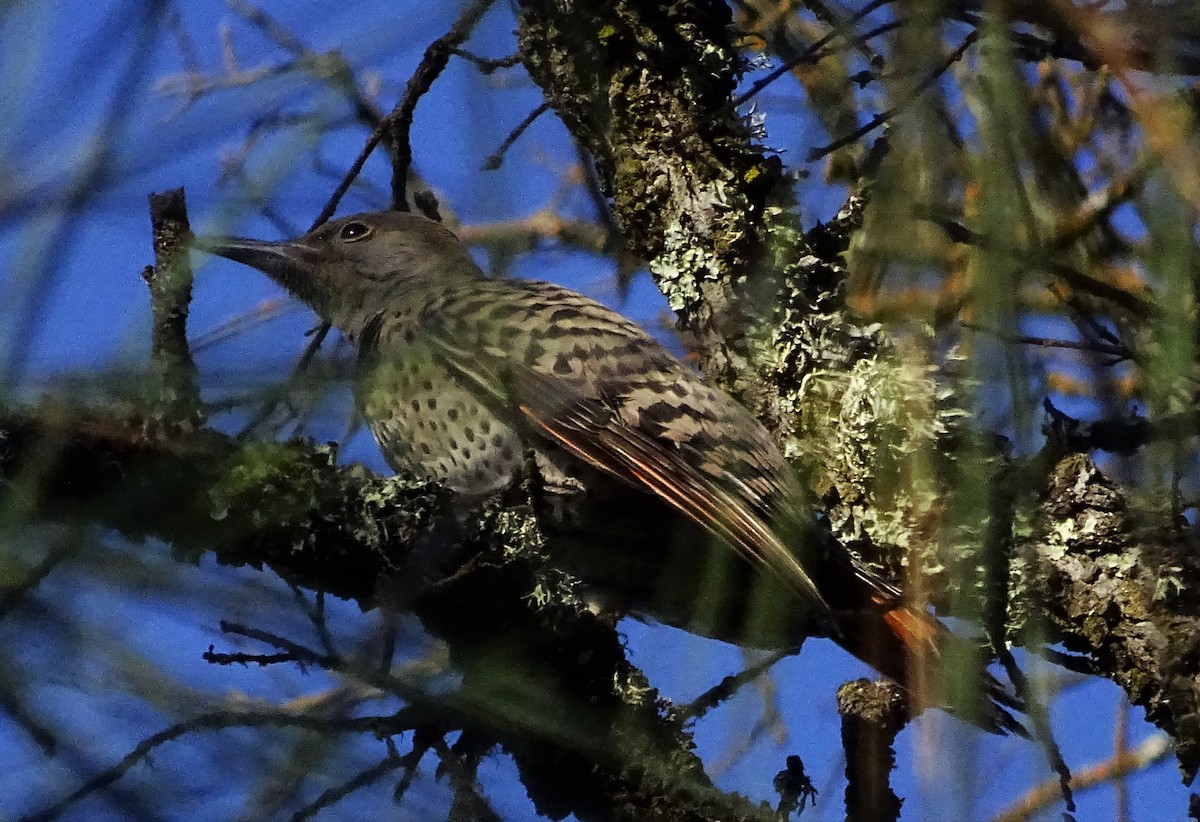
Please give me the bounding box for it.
[196,211,484,339]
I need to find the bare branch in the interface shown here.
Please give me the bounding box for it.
[144,189,202,432]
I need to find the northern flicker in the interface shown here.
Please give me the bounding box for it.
[199,210,1024,735]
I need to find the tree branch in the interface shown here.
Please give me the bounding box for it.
[144,189,202,431]
[0,405,777,821]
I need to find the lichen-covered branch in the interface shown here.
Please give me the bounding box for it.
[837,679,907,822]
[512,1,954,568]
[512,0,1200,790]
[144,188,202,431]
[0,405,774,821]
[0,406,445,603]
[516,0,783,386]
[1018,453,1200,782]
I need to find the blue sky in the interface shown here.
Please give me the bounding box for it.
[0,1,1188,820]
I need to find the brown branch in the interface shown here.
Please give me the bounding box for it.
[1021,453,1200,783]
[481,101,550,171]
[310,1,494,227]
[992,733,1171,822]
[455,212,616,257]
[386,0,495,211]
[806,31,979,163]
[837,679,907,822]
[0,406,444,604]
[144,189,202,432]
[0,405,773,822]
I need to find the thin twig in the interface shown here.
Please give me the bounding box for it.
[290,755,406,822]
[22,707,413,822]
[311,0,495,226]
[235,322,332,441]
[387,0,495,211]
[681,648,792,720]
[808,31,979,162]
[1115,694,1131,822]
[447,47,521,74]
[482,102,550,170]
[992,734,1171,822]
[960,322,1131,360]
[996,649,1077,818]
[729,0,893,113]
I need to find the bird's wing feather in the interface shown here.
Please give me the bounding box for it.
[427,327,830,615]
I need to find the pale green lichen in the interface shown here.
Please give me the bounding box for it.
[614,668,655,704]
[1050,519,1077,554]
[649,219,725,311]
[207,442,328,528]
[525,583,553,609]
[1154,568,1184,601]
[783,347,954,551]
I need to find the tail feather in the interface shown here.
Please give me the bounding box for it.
[822,557,1028,737]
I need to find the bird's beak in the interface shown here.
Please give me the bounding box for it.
[193,235,332,314]
[193,235,317,283]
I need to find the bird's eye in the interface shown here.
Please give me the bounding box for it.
[339,221,373,242]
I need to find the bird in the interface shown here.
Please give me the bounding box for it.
[197,209,1024,735]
